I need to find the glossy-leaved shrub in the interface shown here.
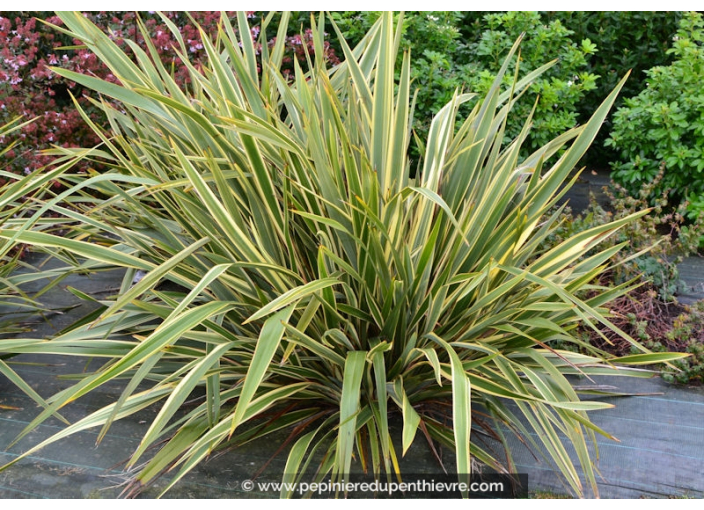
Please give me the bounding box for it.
[607,12,704,220]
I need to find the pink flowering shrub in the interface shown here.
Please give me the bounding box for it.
[0,11,338,183]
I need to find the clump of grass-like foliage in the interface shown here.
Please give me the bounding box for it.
[0,12,688,498]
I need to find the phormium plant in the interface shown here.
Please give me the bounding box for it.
[0,11,687,498]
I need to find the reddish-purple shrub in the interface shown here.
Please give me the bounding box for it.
[0,11,338,181]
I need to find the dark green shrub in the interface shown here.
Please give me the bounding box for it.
[547,12,682,167]
[607,12,704,221]
[462,12,599,152]
[331,12,683,166]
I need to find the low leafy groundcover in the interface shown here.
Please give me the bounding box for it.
[0,11,688,498]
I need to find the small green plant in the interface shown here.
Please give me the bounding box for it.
[659,300,704,384]
[0,12,687,499]
[530,489,573,499]
[607,12,704,220]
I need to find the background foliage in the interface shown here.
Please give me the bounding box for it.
[330,11,599,160]
[0,11,686,179]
